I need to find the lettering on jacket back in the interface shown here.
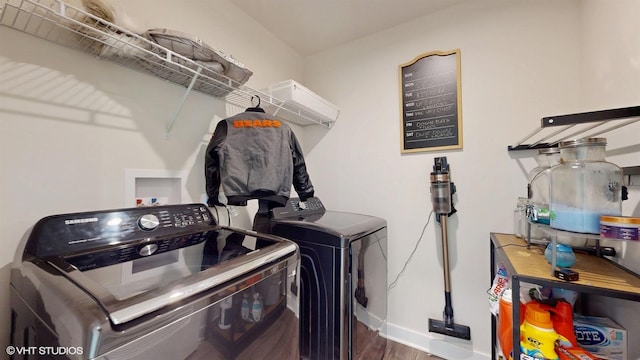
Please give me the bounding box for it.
[233,119,281,128]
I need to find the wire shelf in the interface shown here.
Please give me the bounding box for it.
[0,0,336,129]
[508,106,640,151]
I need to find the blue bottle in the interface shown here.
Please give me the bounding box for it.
[544,243,576,268]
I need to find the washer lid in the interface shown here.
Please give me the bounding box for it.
[19,204,298,326]
[51,227,297,325]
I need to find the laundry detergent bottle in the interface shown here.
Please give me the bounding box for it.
[498,289,525,359]
[520,302,562,360]
[538,300,578,347]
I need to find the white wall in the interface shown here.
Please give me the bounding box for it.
[1,0,639,359]
[578,1,640,357]
[580,0,640,171]
[302,0,639,359]
[0,0,304,353]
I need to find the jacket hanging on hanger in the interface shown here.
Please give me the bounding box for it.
[204,106,314,207]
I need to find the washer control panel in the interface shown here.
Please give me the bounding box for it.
[28,204,216,259]
[271,197,326,220]
[66,230,214,270]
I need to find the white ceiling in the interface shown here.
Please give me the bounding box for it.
[229,0,468,55]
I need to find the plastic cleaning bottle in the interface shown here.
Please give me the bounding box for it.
[218,296,233,330]
[251,293,263,322]
[537,300,578,347]
[520,302,563,359]
[241,293,250,321]
[498,289,525,359]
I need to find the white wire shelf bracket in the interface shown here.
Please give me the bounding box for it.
[0,0,336,132]
[508,105,640,151]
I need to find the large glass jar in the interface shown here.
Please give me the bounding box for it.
[550,138,623,234]
[526,148,561,241]
[528,148,561,211]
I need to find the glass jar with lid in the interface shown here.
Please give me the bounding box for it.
[549,138,623,234]
[528,148,561,213]
[525,148,561,241]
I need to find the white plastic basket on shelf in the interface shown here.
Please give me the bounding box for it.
[263,80,339,127]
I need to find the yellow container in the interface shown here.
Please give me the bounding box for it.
[520,302,561,360]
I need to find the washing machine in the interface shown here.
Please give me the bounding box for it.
[10,203,300,359]
[270,198,388,360]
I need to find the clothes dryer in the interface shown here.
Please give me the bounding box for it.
[270,198,387,360]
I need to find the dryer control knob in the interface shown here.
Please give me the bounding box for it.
[138,214,160,231]
[138,243,158,256]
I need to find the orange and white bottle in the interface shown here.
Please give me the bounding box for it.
[498,289,525,359]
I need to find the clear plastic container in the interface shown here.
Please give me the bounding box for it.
[550,138,623,234]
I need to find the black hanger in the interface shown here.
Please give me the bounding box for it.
[246,95,265,113]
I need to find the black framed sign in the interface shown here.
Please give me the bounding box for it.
[399,49,463,153]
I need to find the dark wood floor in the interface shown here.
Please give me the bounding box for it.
[383,340,445,360]
[190,308,444,359]
[352,316,444,360]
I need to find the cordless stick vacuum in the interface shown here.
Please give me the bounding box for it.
[428,157,471,340]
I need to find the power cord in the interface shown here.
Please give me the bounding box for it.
[388,210,434,291]
[211,206,220,224]
[225,206,231,226]
[210,205,231,226]
[494,243,541,250]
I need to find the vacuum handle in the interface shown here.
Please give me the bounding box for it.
[440,214,452,293]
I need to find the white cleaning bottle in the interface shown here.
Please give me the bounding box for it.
[251,293,263,322]
[241,293,250,321]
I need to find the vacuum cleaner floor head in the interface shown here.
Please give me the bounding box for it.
[428,318,471,340]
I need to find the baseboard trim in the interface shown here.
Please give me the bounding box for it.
[384,321,490,360]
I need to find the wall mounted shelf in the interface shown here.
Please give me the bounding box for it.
[0,0,338,135]
[508,105,640,151]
